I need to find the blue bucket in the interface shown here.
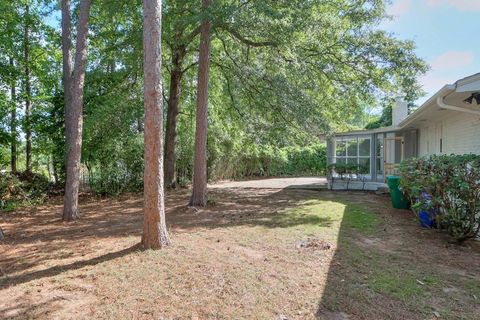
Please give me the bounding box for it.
[419,210,434,228]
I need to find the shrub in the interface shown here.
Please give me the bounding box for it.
[84,138,326,195]
[399,154,480,242]
[87,136,144,196]
[326,163,369,179]
[326,163,370,190]
[0,172,53,211]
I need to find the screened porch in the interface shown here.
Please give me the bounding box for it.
[326,128,418,182]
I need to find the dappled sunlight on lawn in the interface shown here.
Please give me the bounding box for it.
[283,199,347,306]
[1,188,479,319]
[0,189,353,318]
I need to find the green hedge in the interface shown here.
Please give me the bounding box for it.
[85,141,327,195]
[206,143,327,181]
[399,154,480,242]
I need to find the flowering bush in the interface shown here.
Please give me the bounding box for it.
[399,154,480,242]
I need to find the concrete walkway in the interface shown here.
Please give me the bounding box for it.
[209,177,328,190]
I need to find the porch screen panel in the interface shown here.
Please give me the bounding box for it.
[334,137,371,174]
[346,139,358,165]
[358,138,371,173]
[347,140,358,157]
[376,134,385,178]
[335,140,346,164]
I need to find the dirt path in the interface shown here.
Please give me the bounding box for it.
[209,176,328,190]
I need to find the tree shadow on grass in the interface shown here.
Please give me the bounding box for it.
[0,188,328,246]
[4,186,479,318]
[0,296,64,319]
[0,187,338,290]
[0,243,142,289]
[314,192,480,320]
[313,193,408,320]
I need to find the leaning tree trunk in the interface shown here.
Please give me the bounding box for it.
[62,0,92,221]
[24,4,32,174]
[189,0,212,207]
[9,57,17,174]
[141,0,171,249]
[164,43,185,189]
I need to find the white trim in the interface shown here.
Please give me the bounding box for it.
[333,73,480,142]
[334,126,400,136]
[456,72,480,90]
[437,96,480,116]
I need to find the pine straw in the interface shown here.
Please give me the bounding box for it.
[0,188,479,319]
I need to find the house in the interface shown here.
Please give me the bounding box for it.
[326,73,480,184]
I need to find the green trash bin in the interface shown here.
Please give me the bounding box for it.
[386,175,410,209]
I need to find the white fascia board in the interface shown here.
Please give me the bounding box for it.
[456,79,480,93]
[455,73,480,92]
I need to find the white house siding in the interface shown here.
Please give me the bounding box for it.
[418,111,480,157]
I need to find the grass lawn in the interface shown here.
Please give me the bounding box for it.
[1,188,479,319]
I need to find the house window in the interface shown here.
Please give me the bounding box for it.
[334,137,371,174]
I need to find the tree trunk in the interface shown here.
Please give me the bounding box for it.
[141,0,170,249]
[9,57,17,174]
[61,0,73,148]
[24,4,32,174]
[189,0,211,207]
[164,43,185,189]
[62,0,92,221]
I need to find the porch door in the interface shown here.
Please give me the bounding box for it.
[383,137,404,182]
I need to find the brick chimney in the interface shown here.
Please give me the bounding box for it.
[392,96,408,127]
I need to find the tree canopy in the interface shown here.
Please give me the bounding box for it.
[0,0,427,195]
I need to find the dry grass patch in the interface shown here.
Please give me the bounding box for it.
[1,188,479,319]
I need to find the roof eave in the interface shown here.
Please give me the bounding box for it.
[397,84,456,128]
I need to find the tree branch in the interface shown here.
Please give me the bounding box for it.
[222,26,277,48]
[182,61,198,73]
[183,25,201,46]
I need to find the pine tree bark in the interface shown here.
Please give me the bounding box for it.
[61,0,73,148]
[23,4,32,174]
[141,0,170,249]
[9,57,17,174]
[189,0,211,207]
[62,0,92,221]
[164,41,186,189]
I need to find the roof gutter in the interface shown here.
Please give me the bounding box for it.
[437,82,480,116]
[437,96,480,116]
[399,82,480,128]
